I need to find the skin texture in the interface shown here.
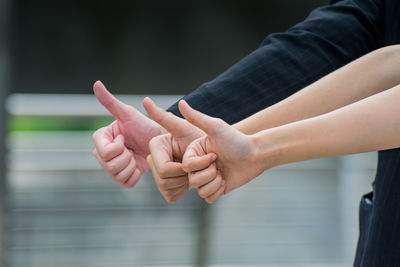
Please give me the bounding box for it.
[92,81,165,188]
[182,83,400,195]
[92,84,217,202]
[143,97,219,203]
[93,45,400,203]
[179,100,264,195]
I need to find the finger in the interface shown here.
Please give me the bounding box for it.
[197,173,223,199]
[147,155,187,203]
[94,148,134,186]
[188,163,217,188]
[104,146,132,175]
[205,179,226,204]
[182,153,216,173]
[178,100,227,136]
[113,155,136,184]
[149,135,186,178]
[92,126,124,161]
[164,183,189,204]
[159,175,188,190]
[93,80,132,121]
[122,168,142,188]
[148,153,187,189]
[143,97,192,138]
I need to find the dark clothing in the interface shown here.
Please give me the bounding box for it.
[167,0,400,265]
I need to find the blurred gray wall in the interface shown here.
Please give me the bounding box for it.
[10,0,328,95]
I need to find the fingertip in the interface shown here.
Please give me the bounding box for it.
[209,153,217,162]
[142,97,156,116]
[93,80,106,94]
[142,97,153,111]
[178,100,190,117]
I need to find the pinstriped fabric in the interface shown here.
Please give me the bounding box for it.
[356,149,400,266]
[168,0,400,265]
[168,0,384,124]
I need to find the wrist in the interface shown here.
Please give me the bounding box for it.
[249,127,291,170]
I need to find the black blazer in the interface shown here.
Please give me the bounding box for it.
[168,0,400,266]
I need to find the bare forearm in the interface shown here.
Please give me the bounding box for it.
[252,83,400,169]
[235,45,400,134]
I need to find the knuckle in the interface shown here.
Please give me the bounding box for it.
[98,149,111,160]
[181,162,190,173]
[124,182,135,188]
[157,167,169,178]
[149,135,162,148]
[198,189,208,199]
[106,162,119,174]
[209,166,217,177]
[115,142,125,152]
[205,198,213,204]
[163,191,177,204]
[189,176,199,188]
[92,131,99,141]
[158,178,167,188]
[114,173,128,184]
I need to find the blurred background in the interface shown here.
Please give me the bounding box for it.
[0,0,377,266]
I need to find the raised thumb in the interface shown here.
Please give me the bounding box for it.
[93,81,131,121]
[143,97,192,138]
[178,100,225,136]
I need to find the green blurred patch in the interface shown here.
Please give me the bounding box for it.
[8,115,114,131]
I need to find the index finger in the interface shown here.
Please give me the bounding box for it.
[182,153,217,173]
[149,135,187,178]
[92,123,124,161]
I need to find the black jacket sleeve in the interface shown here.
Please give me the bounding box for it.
[167,0,384,124]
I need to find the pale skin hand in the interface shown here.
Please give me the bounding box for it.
[92,81,216,201]
[179,100,265,195]
[180,45,400,198]
[143,97,220,203]
[182,83,400,195]
[92,81,166,188]
[94,45,400,200]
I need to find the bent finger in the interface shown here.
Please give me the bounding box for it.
[198,174,223,199]
[104,147,132,175]
[205,180,226,204]
[93,127,124,161]
[182,153,216,173]
[123,168,142,188]
[149,135,186,177]
[188,163,217,188]
[113,156,137,184]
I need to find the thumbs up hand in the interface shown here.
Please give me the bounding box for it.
[143,97,207,203]
[92,81,166,188]
[180,100,265,197]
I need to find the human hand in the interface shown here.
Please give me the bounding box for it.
[92,81,165,188]
[143,97,214,203]
[180,100,265,196]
